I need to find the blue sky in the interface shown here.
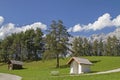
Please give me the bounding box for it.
[0,0,120,38]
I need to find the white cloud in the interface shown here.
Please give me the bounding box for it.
[87,13,112,31]
[0,23,15,39]
[0,20,47,39]
[67,27,73,32]
[0,16,4,25]
[68,13,120,32]
[20,22,47,32]
[112,15,120,27]
[73,24,83,32]
[68,24,83,32]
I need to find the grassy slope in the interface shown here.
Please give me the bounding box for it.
[0,56,120,80]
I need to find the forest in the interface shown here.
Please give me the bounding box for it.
[0,20,120,67]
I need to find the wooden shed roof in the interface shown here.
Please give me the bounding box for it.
[67,57,92,65]
[9,60,23,65]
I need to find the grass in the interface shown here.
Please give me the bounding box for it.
[84,56,120,72]
[0,56,120,80]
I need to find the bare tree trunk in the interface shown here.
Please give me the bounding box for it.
[56,54,59,68]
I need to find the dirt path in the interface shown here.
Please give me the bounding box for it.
[0,73,22,80]
[87,68,120,75]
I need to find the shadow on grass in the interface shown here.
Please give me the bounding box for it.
[90,60,101,63]
[12,67,28,70]
[22,67,27,70]
[89,71,98,73]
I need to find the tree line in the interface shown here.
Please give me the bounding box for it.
[0,20,120,67]
[0,28,44,62]
[71,36,120,57]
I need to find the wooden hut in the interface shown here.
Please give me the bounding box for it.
[67,57,92,74]
[8,60,23,70]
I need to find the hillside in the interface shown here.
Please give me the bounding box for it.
[0,56,120,80]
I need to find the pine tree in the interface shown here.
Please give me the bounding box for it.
[98,40,104,56]
[44,20,70,68]
[92,39,98,56]
[72,37,83,56]
[111,36,118,56]
[33,28,43,61]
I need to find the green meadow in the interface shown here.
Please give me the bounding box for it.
[0,56,120,80]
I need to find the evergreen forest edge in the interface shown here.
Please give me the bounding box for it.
[0,20,120,68]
